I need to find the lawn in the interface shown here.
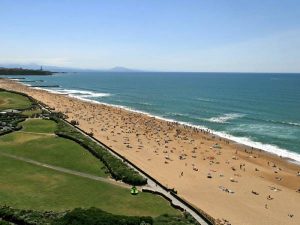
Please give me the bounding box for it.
[0,119,108,177]
[20,118,57,133]
[0,91,32,110]
[0,154,178,217]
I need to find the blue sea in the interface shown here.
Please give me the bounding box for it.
[13,72,300,162]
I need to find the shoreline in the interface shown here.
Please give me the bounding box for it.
[1,78,300,225]
[29,83,300,164]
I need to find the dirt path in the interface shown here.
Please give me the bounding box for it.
[0,152,130,189]
[17,131,56,136]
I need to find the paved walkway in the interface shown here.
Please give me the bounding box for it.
[0,152,130,189]
[144,179,210,225]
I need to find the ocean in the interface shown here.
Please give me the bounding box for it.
[12,72,300,162]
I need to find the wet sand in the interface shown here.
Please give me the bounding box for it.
[1,78,300,225]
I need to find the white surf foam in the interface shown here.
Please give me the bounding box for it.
[286,122,300,127]
[213,131,300,163]
[195,97,215,102]
[80,93,111,98]
[166,112,189,117]
[43,88,111,98]
[205,113,245,123]
[10,78,21,81]
[264,119,300,127]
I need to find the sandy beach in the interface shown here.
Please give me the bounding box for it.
[1,78,300,225]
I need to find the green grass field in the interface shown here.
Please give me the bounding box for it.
[20,118,57,133]
[0,119,108,177]
[0,91,32,110]
[0,155,177,217]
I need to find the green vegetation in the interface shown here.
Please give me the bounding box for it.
[21,108,43,117]
[0,68,52,75]
[54,208,153,225]
[0,90,31,136]
[54,118,147,186]
[0,205,65,225]
[0,155,177,216]
[0,119,108,177]
[0,112,26,135]
[0,91,32,110]
[0,206,199,225]
[20,119,57,133]
[154,214,200,225]
[0,206,151,225]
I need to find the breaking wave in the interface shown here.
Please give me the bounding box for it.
[45,88,111,99]
[204,113,245,123]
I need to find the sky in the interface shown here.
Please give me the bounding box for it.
[0,0,300,72]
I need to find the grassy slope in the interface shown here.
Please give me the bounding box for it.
[20,118,57,133]
[0,155,177,217]
[0,91,31,110]
[0,119,107,177]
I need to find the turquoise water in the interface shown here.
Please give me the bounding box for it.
[14,72,300,162]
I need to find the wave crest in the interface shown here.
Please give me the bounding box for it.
[205,113,245,123]
[47,88,111,98]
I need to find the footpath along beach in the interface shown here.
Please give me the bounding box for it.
[1,78,300,225]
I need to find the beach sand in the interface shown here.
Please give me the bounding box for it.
[1,78,300,225]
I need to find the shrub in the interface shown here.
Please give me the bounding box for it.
[53,207,153,225]
[0,206,153,225]
[154,213,200,225]
[70,120,79,125]
[0,205,65,225]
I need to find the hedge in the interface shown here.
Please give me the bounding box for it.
[0,206,152,225]
[0,205,65,225]
[53,207,153,225]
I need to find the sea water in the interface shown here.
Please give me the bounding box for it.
[12,72,300,162]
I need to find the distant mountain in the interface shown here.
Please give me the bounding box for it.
[108,66,140,72]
